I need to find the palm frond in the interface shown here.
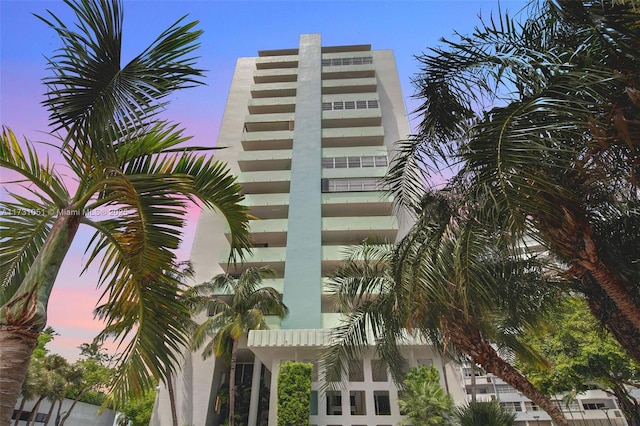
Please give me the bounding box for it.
[0,127,68,207]
[36,0,204,144]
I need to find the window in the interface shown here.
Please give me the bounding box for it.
[310,391,318,415]
[495,384,517,394]
[322,56,373,67]
[350,391,366,415]
[321,155,387,169]
[374,391,391,415]
[500,402,523,412]
[349,360,365,382]
[525,402,540,412]
[361,156,375,167]
[334,157,347,168]
[583,403,606,410]
[326,391,342,415]
[322,99,380,111]
[324,178,383,192]
[371,359,388,382]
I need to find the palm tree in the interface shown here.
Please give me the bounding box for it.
[398,365,455,426]
[455,401,517,426]
[322,195,570,425]
[0,0,252,422]
[188,267,288,426]
[387,0,640,360]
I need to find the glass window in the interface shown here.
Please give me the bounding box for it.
[322,102,332,111]
[347,157,361,168]
[322,158,334,168]
[368,100,379,108]
[326,391,342,415]
[350,391,366,415]
[375,156,388,167]
[356,100,367,109]
[361,156,375,167]
[310,391,318,415]
[344,101,355,110]
[349,360,365,382]
[371,359,388,382]
[374,391,391,415]
[362,179,379,191]
[333,101,344,110]
[334,157,347,168]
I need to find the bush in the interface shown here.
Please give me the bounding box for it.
[277,361,312,426]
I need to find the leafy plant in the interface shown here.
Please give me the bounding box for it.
[398,365,455,426]
[277,362,312,426]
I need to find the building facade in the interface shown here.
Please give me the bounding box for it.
[150,34,465,426]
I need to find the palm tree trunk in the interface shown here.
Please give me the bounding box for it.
[43,399,56,426]
[579,276,640,362]
[13,398,27,426]
[27,396,45,426]
[58,397,81,426]
[167,376,178,426]
[0,327,38,426]
[0,214,82,425]
[447,319,570,426]
[228,338,239,426]
[544,208,640,333]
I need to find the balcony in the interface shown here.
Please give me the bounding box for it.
[322,63,375,80]
[322,166,387,180]
[255,55,298,69]
[322,77,377,94]
[322,108,382,129]
[251,81,297,98]
[241,130,294,151]
[238,170,290,194]
[242,193,289,219]
[244,112,295,132]
[219,247,287,276]
[321,245,358,276]
[254,68,297,84]
[322,216,398,245]
[248,97,296,114]
[238,149,292,172]
[322,126,384,147]
[249,218,288,247]
[321,191,393,217]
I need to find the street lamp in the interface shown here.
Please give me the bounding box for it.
[602,408,613,426]
[533,414,540,426]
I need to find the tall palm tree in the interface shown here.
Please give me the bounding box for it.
[0,1,252,422]
[388,0,640,360]
[322,195,569,425]
[188,267,288,426]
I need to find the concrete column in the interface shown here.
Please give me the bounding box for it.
[248,358,263,426]
[282,33,323,329]
[267,360,280,426]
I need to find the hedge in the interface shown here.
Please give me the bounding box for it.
[277,361,312,426]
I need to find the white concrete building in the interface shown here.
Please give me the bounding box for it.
[150,34,463,426]
[459,366,629,426]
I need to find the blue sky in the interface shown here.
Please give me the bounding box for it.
[0,0,529,360]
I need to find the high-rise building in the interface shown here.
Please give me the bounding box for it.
[151,33,631,426]
[151,34,460,426]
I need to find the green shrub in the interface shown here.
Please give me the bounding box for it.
[277,361,312,426]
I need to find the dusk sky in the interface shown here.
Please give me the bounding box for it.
[1,0,528,361]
